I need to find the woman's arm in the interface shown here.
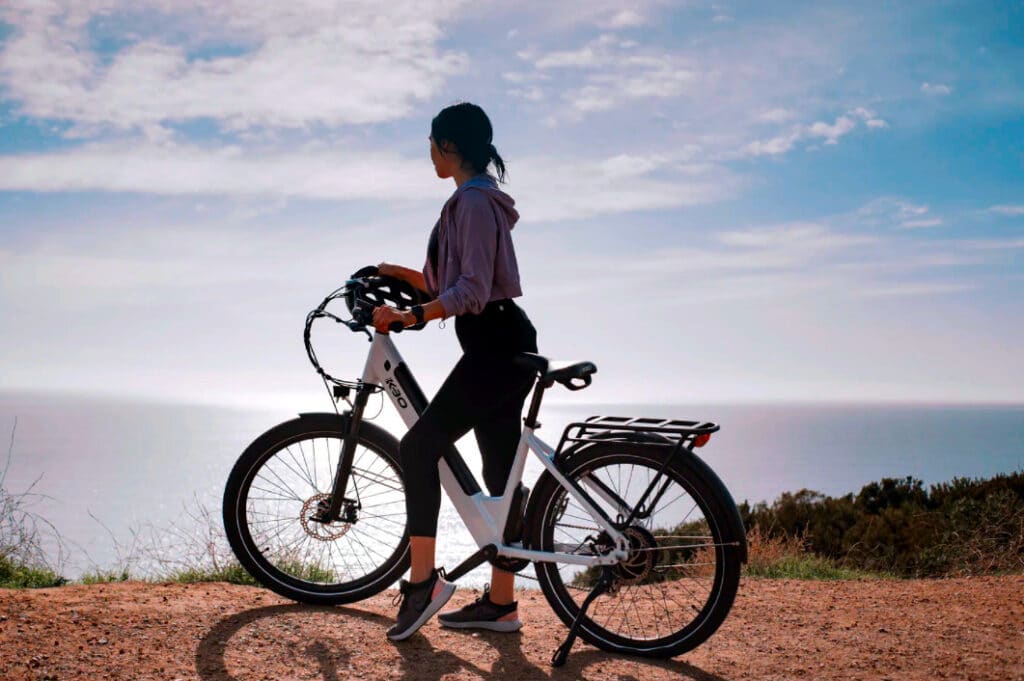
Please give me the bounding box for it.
[377,262,427,293]
[371,297,447,333]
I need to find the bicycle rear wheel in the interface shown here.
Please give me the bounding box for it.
[528,441,743,658]
[222,413,409,605]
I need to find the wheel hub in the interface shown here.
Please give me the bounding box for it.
[300,493,353,541]
[612,526,659,586]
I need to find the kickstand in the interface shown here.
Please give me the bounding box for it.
[551,567,614,667]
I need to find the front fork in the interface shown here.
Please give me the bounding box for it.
[317,384,374,523]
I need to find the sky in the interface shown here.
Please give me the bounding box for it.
[0,0,1022,408]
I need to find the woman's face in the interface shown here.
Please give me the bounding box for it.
[429,135,458,179]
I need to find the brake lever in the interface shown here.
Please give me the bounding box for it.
[345,320,372,341]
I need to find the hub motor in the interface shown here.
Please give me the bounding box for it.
[605,526,660,586]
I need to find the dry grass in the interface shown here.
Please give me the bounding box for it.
[0,419,67,587]
[744,525,882,580]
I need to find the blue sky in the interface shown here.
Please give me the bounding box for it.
[0,0,1022,407]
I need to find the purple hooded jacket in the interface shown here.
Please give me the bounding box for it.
[423,173,523,317]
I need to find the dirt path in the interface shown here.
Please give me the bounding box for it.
[2,576,1021,680]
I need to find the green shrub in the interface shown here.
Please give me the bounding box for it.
[740,471,1024,577]
[743,554,879,580]
[0,553,66,588]
[168,562,257,585]
[80,569,132,584]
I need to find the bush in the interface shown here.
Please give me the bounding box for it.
[740,472,1024,577]
[0,553,66,588]
[80,569,132,585]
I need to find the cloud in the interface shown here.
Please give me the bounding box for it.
[901,218,943,228]
[0,142,738,221]
[0,142,446,201]
[506,12,892,164]
[525,33,699,113]
[538,194,1019,311]
[521,1,664,31]
[850,106,888,129]
[857,283,976,297]
[807,115,856,144]
[529,209,1008,307]
[855,197,942,228]
[755,108,797,124]
[742,107,887,157]
[511,34,700,120]
[920,82,953,96]
[989,204,1024,216]
[960,238,1024,250]
[512,154,740,222]
[0,0,468,132]
[743,132,801,156]
[604,9,647,28]
[717,222,875,252]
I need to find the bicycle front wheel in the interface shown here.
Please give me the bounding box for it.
[223,413,409,605]
[528,441,743,658]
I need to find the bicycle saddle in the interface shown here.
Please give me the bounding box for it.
[514,352,597,391]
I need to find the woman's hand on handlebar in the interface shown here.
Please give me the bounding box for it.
[372,304,412,334]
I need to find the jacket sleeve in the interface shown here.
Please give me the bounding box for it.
[438,189,498,316]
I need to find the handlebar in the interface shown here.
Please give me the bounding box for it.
[350,296,406,334]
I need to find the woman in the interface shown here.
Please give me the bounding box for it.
[372,102,538,642]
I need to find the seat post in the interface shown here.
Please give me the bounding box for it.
[523,378,551,430]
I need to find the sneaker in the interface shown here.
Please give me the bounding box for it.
[386,569,456,642]
[438,585,522,633]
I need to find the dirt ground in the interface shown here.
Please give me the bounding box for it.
[1,576,1021,681]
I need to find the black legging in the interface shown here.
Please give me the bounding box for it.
[399,299,538,537]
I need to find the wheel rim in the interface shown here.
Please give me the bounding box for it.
[541,451,726,645]
[239,432,407,589]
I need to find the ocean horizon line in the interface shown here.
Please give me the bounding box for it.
[3,386,1023,413]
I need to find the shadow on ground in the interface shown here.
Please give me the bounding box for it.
[195,603,728,681]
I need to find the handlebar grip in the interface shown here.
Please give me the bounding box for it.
[388,320,404,333]
[566,375,592,391]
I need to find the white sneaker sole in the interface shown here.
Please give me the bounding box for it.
[438,618,523,633]
[386,581,456,642]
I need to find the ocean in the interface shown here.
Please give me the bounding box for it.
[1,390,1021,586]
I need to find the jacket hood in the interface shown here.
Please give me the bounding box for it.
[445,172,520,230]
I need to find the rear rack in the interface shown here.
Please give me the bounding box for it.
[554,415,720,456]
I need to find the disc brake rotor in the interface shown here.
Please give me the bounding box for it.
[300,493,352,541]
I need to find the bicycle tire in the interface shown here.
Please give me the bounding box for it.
[527,441,743,657]
[222,413,409,605]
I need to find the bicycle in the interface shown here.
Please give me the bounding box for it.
[222,266,748,666]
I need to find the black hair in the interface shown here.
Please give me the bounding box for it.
[431,102,507,183]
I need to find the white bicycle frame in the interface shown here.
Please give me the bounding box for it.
[358,331,630,568]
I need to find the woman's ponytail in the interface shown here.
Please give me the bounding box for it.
[487,143,507,183]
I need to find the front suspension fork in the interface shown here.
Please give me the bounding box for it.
[321,384,373,522]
